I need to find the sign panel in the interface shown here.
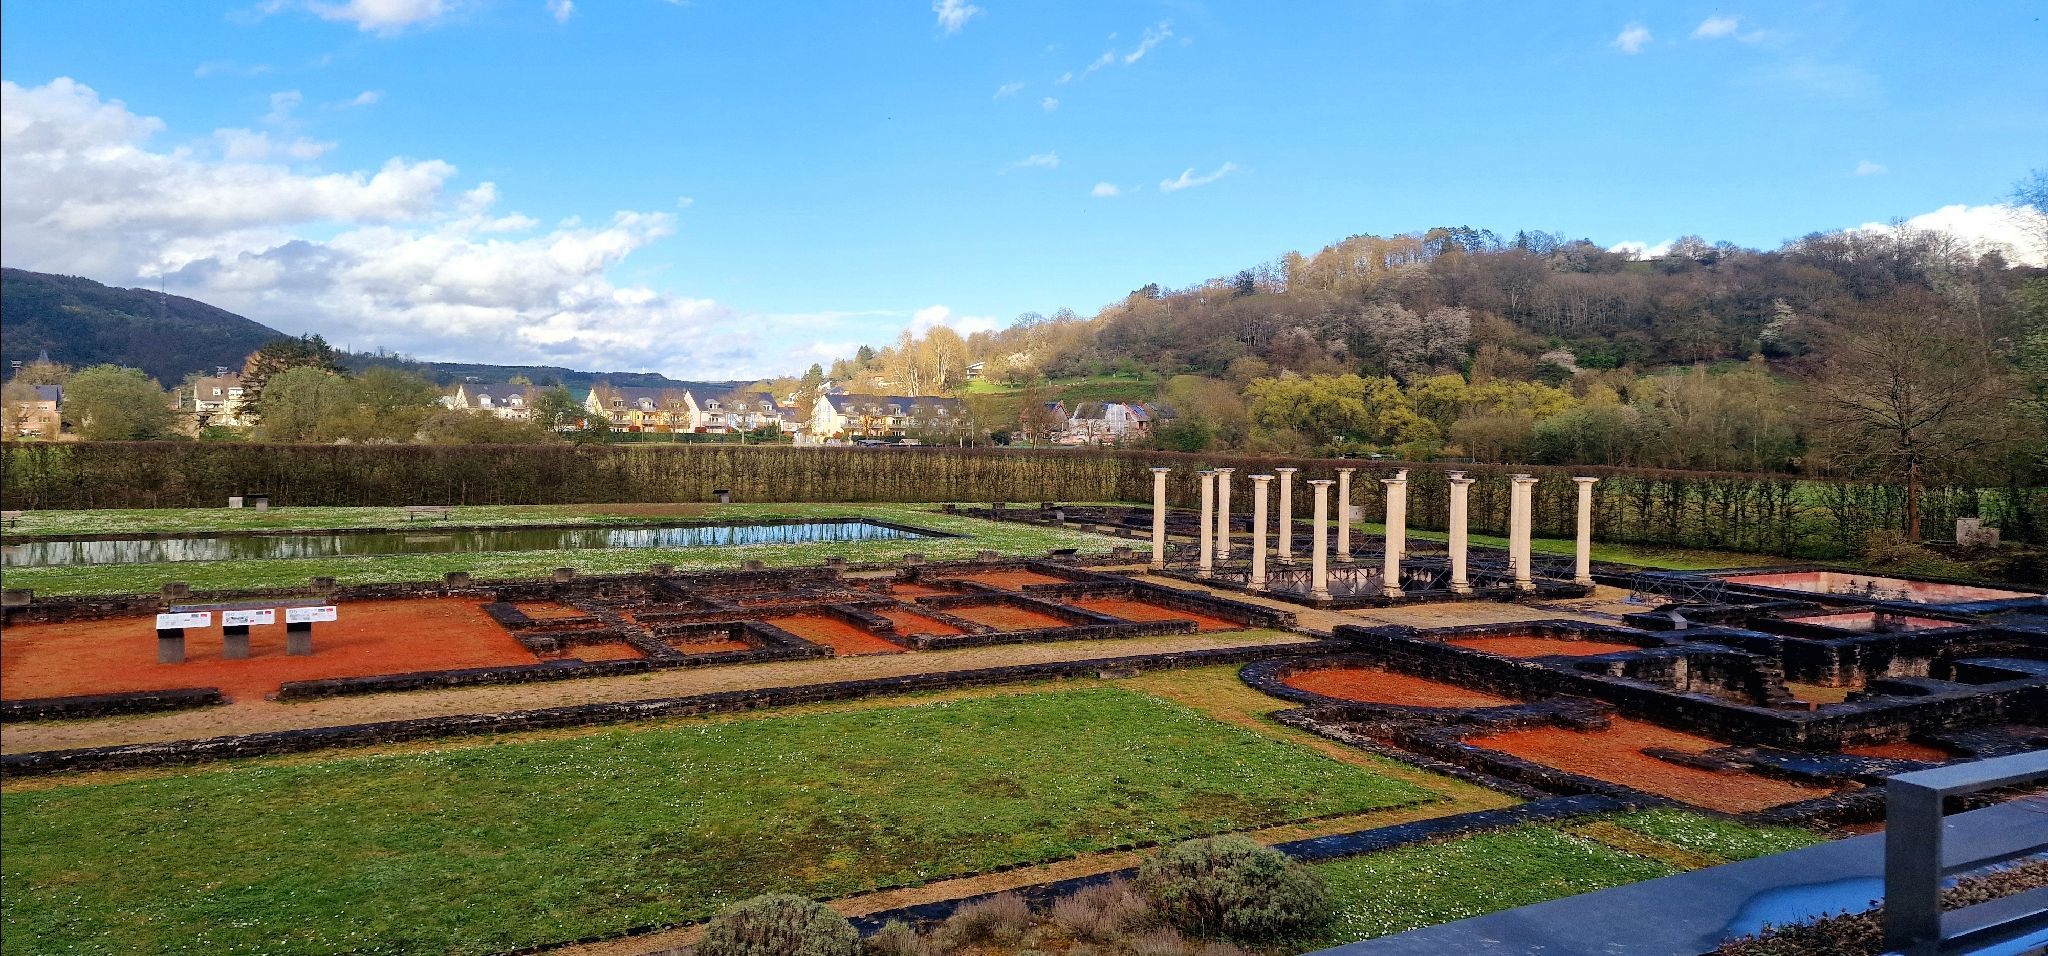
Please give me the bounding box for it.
[286,605,339,624]
[155,612,212,630]
[222,608,276,627]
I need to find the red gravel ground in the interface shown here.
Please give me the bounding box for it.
[1845,740,1953,762]
[0,599,539,702]
[883,582,958,598]
[945,603,1072,632]
[873,607,963,637]
[938,570,1071,590]
[513,602,589,620]
[666,636,754,654]
[766,614,906,655]
[1473,717,1834,813]
[1070,597,1242,632]
[1281,666,1516,708]
[561,642,647,662]
[1447,636,1643,658]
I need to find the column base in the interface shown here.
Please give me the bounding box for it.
[1450,583,1474,595]
[1337,554,1353,563]
[1381,586,1403,599]
[1514,580,1537,592]
[1198,569,1213,579]
[1310,589,1332,601]
[1150,561,1166,571]
[1574,576,1595,587]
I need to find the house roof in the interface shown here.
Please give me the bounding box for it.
[825,393,968,415]
[595,385,691,407]
[32,384,61,404]
[460,382,532,403]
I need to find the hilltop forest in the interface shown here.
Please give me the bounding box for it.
[827,214,2048,513]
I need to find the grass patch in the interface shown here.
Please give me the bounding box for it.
[1604,809,1824,862]
[0,504,1123,596]
[1310,825,1677,944]
[0,686,1431,956]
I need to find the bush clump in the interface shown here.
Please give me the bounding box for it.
[697,894,860,956]
[935,891,1033,948]
[1051,880,1152,942]
[1136,836,1332,942]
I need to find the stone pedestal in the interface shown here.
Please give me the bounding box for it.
[1309,479,1334,600]
[1381,474,1407,598]
[222,625,251,660]
[552,567,577,582]
[1447,473,1474,594]
[157,629,186,664]
[286,621,314,656]
[1197,470,1216,578]
[1214,468,1234,561]
[444,571,473,587]
[1275,468,1297,564]
[1249,474,1273,590]
[1335,468,1355,562]
[1149,467,1172,569]
[162,582,192,600]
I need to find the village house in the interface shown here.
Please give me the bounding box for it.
[1033,400,1168,445]
[7,384,65,439]
[811,393,972,441]
[584,384,693,432]
[686,391,784,433]
[443,381,536,421]
[185,371,253,429]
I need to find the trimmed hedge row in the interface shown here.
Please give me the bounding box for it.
[4,442,2042,557]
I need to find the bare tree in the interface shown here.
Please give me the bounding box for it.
[1804,292,2019,540]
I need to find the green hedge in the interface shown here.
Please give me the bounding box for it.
[4,442,2041,558]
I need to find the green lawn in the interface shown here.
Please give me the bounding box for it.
[0,504,1124,596]
[0,687,1433,956]
[1310,812,1823,946]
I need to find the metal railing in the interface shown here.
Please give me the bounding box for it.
[1884,750,2048,955]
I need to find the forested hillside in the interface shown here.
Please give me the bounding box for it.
[0,269,286,385]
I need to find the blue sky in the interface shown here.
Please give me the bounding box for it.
[2,1,2043,378]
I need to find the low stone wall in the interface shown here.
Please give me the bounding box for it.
[0,687,227,723]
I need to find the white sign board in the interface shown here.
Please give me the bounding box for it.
[156,612,212,630]
[286,605,339,624]
[222,608,276,627]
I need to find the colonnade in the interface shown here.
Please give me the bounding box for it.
[1150,467,1599,598]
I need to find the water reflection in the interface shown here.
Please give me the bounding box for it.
[2,521,925,567]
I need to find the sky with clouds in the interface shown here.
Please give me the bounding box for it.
[2,1,2043,379]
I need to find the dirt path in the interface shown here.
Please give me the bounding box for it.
[1129,572,1620,631]
[1,631,1311,754]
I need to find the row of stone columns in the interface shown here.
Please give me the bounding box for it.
[1150,467,1599,596]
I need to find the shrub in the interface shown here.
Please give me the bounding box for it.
[1136,836,1331,942]
[863,921,937,956]
[1131,928,1192,956]
[696,894,859,956]
[936,892,1032,948]
[1050,880,1152,942]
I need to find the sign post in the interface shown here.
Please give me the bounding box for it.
[284,605,337,656]
[154,611,212,664]
[220,608,275,660]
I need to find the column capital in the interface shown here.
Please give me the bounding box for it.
[1274,466,1298,474]
[1447,474,1475,485]
[1445,470,1466,480]
[1307,478,1334,486]
[1214,466,1235,474]
[1150,467,1172,474]
[1334,466,1356,474]
[1574,475,1600,485]
[1382,476,1407,487]
[1249,473,1275,483]
[1511,474,1538,484]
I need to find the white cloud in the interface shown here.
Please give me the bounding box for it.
[0,76,840,379]
[348,90,383,107]
[1066,21,1172,82]
[1159,161,1236,192]
[910,304,1000,336]
[932,0,980,35]
[1613,23,1652,54]
[306,0,452,35]
[1608,239,1675,260]
[1854,160,1887,176]
[1854,204,2048,267]
[1692,16,1739,39]
[545,0,573,23]
[676,196,695,209]
[263,90,303,125]
[1090,182,1123,198]
[993,82,1024,99]
[1003,151,1059,173]
[1040,96,1059,112]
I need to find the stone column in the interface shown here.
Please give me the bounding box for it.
[1150,467,1172,570]
[1247,474,1273,589]
[1447,472,1474,594]
[1510,474,1538,591]
[1309,479,1334,600]
[1274,468,1298,564]
[1381,473,1408,598]
[1214,468,1235,561]
[1197,470,1216,578]
[1334,468,1355,562]
[1573,476,1599,586]
[1391,469,1409,560]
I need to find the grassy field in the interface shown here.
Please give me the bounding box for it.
[0,686,1434,956]
[0,504,1124,596]
[1309,811,1823,945]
